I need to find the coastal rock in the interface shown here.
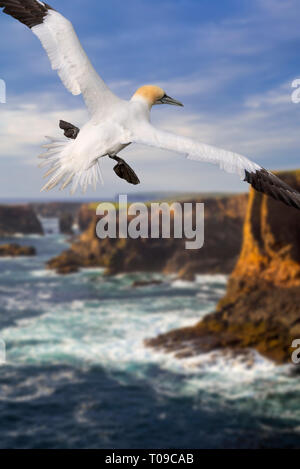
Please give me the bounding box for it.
[77,204,96,231]
[147,171,300,364]
[0,205,43,236]
[0,243,36,257]
[31,202,84,235]
[48,194,248,278]
[132,279,164,288]
[59,213,74,235]
[47,251,80,275]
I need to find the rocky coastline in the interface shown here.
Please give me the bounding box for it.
[0,205,43,236]
[2,172,298,365]
[47,194,248,279]
[146,171,300,364]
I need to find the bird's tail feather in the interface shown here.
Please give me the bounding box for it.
[38,137,104,194]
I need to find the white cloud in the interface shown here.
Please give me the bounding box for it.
[0,92,88,160]
[245,91,291,109]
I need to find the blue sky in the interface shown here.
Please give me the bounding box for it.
[0,0,300,200]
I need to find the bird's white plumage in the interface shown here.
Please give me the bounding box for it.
[32,9,121,117]
[39,118,131,193]
[40,95,262,192]
[25,3,262,191]
[0,1,266,194]
[127,123,261,179]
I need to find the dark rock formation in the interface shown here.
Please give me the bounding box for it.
[59,213,74,235]
[0,205,43,236]
[132,279,164,288]
[47,194,248,277]
[146,171,300,364]
[0,243,36,257]
[47,251,80,275]
[31,202,83,235]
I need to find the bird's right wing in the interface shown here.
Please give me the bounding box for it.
[128,123,300,210]
[0,0,121,117]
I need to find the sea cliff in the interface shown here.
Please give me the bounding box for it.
[31,202,83,234]
[47,194,248,278]
[147,171,300,364]
[0,205,43,236]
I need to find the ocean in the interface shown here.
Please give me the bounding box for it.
[0,233,299,449]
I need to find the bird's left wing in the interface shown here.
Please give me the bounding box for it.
[0,0,121,116]
[128,123,300,210]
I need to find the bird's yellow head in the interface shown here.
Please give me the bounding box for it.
[132,85,184,109]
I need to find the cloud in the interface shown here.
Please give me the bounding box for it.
[0,92,87,161]
[245,88,291,109]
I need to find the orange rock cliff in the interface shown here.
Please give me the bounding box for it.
[147,171,300,364]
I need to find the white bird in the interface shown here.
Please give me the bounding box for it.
[1,0,300,209]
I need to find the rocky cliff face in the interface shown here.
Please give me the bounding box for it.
[147,171,300,364]
[31,202,84,235]
[77,204,95,232]
[47,194,248,278]
[0,205,43,236]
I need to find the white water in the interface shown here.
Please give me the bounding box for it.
[0,235,299,448]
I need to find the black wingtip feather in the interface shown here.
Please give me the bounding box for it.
[0,0,54,29]
[244,168,300,210]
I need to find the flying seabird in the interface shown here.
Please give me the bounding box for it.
[1,0,300,209]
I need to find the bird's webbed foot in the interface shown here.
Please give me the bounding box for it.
[59,120,80,140]
[110,155,140,185]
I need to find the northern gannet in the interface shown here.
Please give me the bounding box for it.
[1,0,300,209]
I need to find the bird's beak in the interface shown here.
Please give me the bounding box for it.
[157,94,184,107]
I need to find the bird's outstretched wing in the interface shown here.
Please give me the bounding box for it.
[129,123,300,210]
[0,0,121,116]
